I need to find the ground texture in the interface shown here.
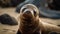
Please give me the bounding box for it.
[0,8,60,34]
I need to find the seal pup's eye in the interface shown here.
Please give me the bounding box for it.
[33,10,37,17]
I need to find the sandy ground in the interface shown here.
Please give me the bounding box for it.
[0,8,60,34]
[0,8,19,34]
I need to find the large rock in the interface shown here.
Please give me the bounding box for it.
[0,14,18,25]
[48,0,60,10]
[49,32,58,34]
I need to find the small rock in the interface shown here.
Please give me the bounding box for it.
[0,14,18,25]
[49,32,57,34]
[58,25,60,27]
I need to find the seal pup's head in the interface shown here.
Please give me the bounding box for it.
[18,4,40,34]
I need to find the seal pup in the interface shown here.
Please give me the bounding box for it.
[17,4,43,34]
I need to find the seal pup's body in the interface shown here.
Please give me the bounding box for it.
[17,4,43,34]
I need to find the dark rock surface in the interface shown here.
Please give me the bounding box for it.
[0,0,25,7]
[48,0,60,10]
[58,25,60,27]
[49,32,58,34]
[0,14,18,25]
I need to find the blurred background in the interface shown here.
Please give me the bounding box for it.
[0,0,60,34]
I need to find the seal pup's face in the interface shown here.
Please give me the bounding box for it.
[19,4,40,34]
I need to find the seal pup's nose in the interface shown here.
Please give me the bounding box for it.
[24,11,31,14]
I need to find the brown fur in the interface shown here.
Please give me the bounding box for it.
[19,13,40,34]
[17,4,60,34]
[18,4,42,34]
[17,4,49,34]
